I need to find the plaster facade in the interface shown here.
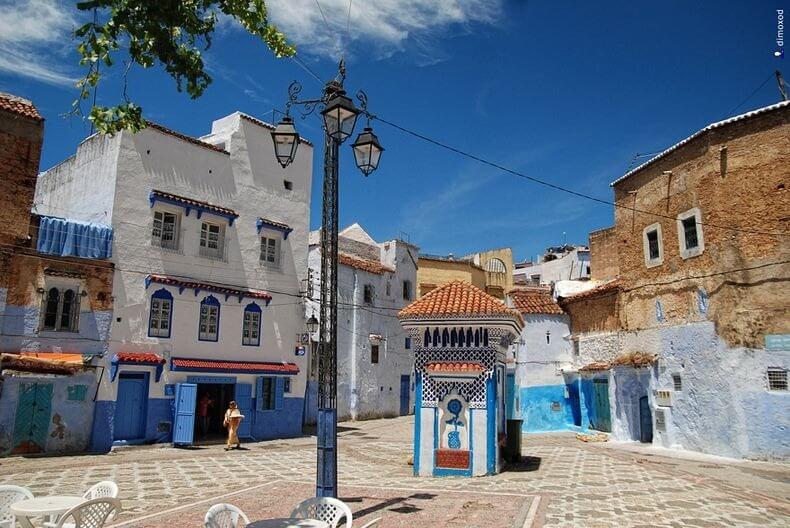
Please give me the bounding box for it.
[35,113,313,450]
[417,255,486,298]
[514,246,591,286]
[307,224,417,422]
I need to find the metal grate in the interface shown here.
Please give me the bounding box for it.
[767,368,788,391]
[672,374,682,392]
[655,408,666,432]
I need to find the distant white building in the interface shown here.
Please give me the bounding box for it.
[514,245,590,286]
[306,224,418,422]
[35,113,313,450]
[507,287,577,433]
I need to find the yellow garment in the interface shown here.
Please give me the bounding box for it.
[224,409,242,447]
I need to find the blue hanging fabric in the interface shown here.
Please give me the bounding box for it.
[36,216,113,259]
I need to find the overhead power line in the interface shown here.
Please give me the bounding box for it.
[368,114,788,238]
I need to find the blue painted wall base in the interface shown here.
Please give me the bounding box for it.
[520,385,577,432]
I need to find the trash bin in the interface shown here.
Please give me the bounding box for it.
[505,419,523,463]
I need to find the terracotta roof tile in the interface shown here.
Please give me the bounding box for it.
[116,352,165,364]
[559,279,621,303]
[509,288,564,315]
[426,361,485,373]
[147,122,229,154]
[171,358,298,374]
[150,190,239,220]
[0,92,43,121]
[257,217,292,233]
[399,280,523,322]
[339,252,394,275]
[148,274,272,301]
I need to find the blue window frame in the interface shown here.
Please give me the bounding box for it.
[242,302,262,346]
[148,288,173,338]
[198,295,220,342]
[256,376,284,410]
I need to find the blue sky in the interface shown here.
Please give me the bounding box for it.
[0,0,785,263]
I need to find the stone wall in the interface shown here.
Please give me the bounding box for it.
[560,288,621,336]
[612,105,790,347]
[0,107,43,246]
[589,227,619,281]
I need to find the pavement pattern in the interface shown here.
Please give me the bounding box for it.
[1,416,788,527]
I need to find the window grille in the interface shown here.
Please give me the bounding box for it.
[655,408,666,432]
[402,280,412,301]
[682,217,699,249]
[672,374,682,392]
[646,230,660,260]
[149,295,172,337]
[363,284,374,305]
[242,305,261,346]
[41,286,80,332]
[199,296,220,341]
[260,377,275,409]
[767,368,788,391]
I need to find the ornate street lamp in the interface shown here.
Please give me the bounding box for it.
[306,315,319,333]
[270,61,384,499]
[351,127,384,176]
[320,82,360,143]
[270,116,300,168]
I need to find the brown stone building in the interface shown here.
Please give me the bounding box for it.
[0,92,114,456]
[560,100,790,460]
[417,247,514,299]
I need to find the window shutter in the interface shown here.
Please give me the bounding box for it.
[256,376,265,411]
[275,377,285,410]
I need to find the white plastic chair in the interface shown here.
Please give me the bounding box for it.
[0,485,34,528]
[358,518,382,528]
[204,503,250,528]
[82,482,118,500]
[291,498,352,528]
[49,498,121,528]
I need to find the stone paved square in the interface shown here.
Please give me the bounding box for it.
[1,416,788,527]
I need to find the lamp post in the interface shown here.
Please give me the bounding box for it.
[271,62,383,498]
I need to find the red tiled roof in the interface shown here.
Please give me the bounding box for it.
[257,217,292,232]
[426,361,485,373]
[339,253,394,275]
[146,122,229,154]
[559,279,621,303]
[171,358,298,374]
[150,189,238,219]
[0,92,43,122]
[116,352,165,364]
[509,288,564,315]
[239,113,314,146]
[148,274,272,301]
[399,281,523,322]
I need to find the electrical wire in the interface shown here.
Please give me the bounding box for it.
[725,72,774,118]
[290,55,324,84]
[368,113,789,238]
[313,0,342,59]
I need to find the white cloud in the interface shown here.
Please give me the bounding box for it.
[265,0,502,62]
[0,0,78,86]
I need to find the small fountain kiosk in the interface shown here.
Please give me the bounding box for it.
[398,281,523,477]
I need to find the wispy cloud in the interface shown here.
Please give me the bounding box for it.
[0,0,79,86]
[265,0,503,63]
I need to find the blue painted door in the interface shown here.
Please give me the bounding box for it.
[115,373,148,441]
[12,383,53,454]
[235,383,252,439]
[173,383,197,445]
[399,375,411,416]
[592,379,612,432]
[639,396,653,443]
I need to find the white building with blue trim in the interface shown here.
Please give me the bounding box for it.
[34,113,313,451]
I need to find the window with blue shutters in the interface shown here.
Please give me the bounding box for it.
[198,295,220,341]
[242,302,262,346]
[256,376,285,411]
[148,288,173,338]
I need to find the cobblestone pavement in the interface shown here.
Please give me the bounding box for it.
[1,416,788,527]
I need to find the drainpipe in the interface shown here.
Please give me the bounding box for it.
[350,271,359,419]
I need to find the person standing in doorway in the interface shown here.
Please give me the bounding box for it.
[223,401,244,450]
[198,393,213,438]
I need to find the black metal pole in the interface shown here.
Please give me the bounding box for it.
[316,82,341,498]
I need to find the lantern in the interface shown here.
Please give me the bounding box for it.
[351,127,384,176]
[270,116,300,168]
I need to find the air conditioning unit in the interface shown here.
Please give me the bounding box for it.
[655,389,672,407]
